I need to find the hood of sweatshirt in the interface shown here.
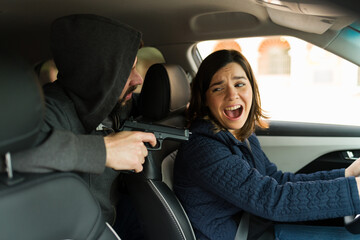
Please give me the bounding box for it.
[50,14,142,132]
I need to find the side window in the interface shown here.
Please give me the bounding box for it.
[197,36,360,126]
[136,47,165,93]
[258,37,290,75]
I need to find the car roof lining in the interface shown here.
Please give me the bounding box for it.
[0,0,358,66]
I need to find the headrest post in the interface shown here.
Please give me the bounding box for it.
[2,152,24,186]
[5,152,13,179]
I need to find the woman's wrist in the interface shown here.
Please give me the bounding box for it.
[345,167,354,178]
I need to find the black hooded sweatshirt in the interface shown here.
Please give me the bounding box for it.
[11,14,142,224]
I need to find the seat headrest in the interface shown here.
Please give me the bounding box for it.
[139,63,190,122]
[0,54,44,155]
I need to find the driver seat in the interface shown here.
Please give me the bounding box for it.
[124,63,196,240]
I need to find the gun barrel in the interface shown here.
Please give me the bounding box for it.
[120,120,190,144]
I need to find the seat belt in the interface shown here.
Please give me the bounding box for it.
[235,139,274,240]
[234,212,250,240]
[233,139,252,240]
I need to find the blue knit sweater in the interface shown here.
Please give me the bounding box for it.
[173,119,360,240]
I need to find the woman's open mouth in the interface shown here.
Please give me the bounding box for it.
[224,105,243,120]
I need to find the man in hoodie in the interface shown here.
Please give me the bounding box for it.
[7,14,156,236]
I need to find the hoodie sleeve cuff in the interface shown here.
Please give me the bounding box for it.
[74,134,106,174]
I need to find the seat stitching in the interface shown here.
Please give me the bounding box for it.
[148,179,186,240]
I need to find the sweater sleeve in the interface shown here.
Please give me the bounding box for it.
[248,135,345,184]
[185,135,360,222]
[266,159,345,184]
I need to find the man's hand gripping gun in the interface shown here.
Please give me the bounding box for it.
[118,119,190,178]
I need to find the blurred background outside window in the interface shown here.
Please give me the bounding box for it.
[197,36,360,126]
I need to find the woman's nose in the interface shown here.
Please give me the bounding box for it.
[227,86,238,100]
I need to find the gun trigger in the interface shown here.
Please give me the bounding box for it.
[145,139,162,151]
[157,139,163,150]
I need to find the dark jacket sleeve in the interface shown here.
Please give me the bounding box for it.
[8,86,106,174]
[11,130,106,174]
[183,134,360,222]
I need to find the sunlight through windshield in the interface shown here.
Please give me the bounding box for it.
[197,36,360,126]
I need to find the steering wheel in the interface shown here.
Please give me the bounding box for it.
[344,214,360,234]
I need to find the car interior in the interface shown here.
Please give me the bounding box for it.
[1,0,360,239]
[0,54,120,239]
[125,63,195,240]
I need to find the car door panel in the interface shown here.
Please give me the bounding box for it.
[256,121,360,173]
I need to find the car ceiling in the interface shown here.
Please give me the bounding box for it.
[0,0,358,66]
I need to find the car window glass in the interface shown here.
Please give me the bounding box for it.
[197,36,360,126]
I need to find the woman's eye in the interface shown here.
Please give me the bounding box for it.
[235,83,245,87]
[212,87,222,92]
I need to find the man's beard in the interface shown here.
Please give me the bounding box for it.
[110,99,133,129]
[110,85,137,129]
[119,85,137,106]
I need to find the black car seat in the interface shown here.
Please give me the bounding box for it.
[135,64,274,240]
[124,63,196,240]
[0,53,119,240]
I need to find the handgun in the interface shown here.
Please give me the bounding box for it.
[118,119,190,178]
[118,119,190,151]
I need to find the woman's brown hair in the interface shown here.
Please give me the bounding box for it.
[187,49,268,141]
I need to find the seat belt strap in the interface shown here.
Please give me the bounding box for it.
[234,212,249,240]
